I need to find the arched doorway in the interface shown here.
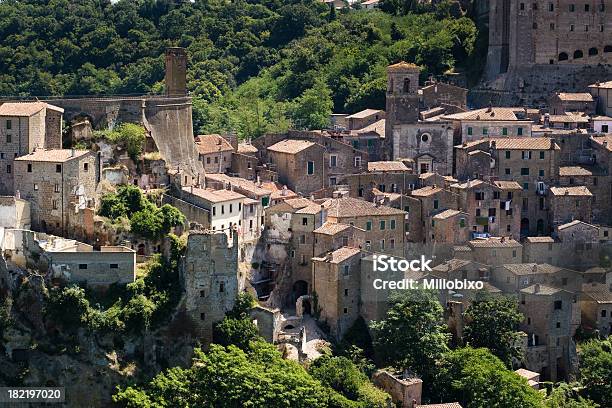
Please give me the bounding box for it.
[292,280,308,303]
[573,50,584,59]
[536,219,544,235]
[521,218,530,235]
[604,45,612,53]
[589,47,599,56]
[558,52,569,61]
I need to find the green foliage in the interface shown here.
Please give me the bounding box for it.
[98,185,185,240]
[432,347,544,408]
[227,292,257,320]
[0,297,13,336]
[290,79,333,130]
[545,383,599,408]
[46,286,92,331]
[369,289,450,380]
[463,293,524,367]
[104,123,147,161]
[578,338,612,407]
[213,317,261,350]
[114,342,334,407]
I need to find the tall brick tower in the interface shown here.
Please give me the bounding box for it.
[165,47,187,97]
[384,62,420,160]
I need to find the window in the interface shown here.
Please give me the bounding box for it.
[507,224,511,232]
[459,218,465,227]
[421,133,429,142]
[550,22,555,30]
[520,2,525,9]
[79,264,88,270]
[380,220,386,230]
[366,221,372,231]
[502,127,508,135]
[300,235,306,244]
[390,219,396,230]
[6,165,10,174]
[467,127,473,135]
[380,239,385,250]
[554,300,562,310]
[505,151,511,159]
[343,307,348,314]
[329,155,337,167]
[390,239,395,249]
[206,157,211,164]
[110,264,119,269]
[493,191,500,199]
[200,313,206,320]
[52,200,58,210]
[56,164,61,173]
[549,2,554,11]
[403,78,411,92]
[539,169,544,177]
[556,322,561,328]
[302,217,308,226]
[83,163,88,172]
[475,191,485,200]
[214,156,218,164]
[6,134,11,143]
[505,168,511,175]
[229,204,233,213]
[213,206,216,216]
[344,289,349,297]
[307,161,314,175]
[521,168,530,175]
[602,310,607,317]
[343,264,350,277]
[518,127,523,136]
[523,182,529,190]
[27,164,32,173]
[34,183,38,191]
[569,3,575,11]
[354,156,361,168]
[539,151,545,160]
[483,127,488,135]
[221,205,225,215]
[570,24,575,31]
[584,3,589,11]
[329,177,337,186]
[533,2,538,9]
[6,120,11,130]
[522,151,532,159]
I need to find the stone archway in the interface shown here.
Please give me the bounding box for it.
[296,295,312,318]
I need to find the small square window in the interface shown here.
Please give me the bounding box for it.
[56,164,62,173]
[110,264,119,269]
[27,164,32,173]
[79,264,88,270]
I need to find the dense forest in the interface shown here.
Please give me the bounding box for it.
[0,0,481,138]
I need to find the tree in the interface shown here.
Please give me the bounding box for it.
[463,293,524,366]
[545,383,599,408]
[114,342,333,407]
[432,347,543,408]
[290,80,333,130]
[121,294,156,333]
[369,290,450,380]
[213,317,261,350]
[579,339,612,407]
[46,286,92,331]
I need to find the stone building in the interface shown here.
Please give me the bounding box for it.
[450,179,522,240]
[165,47,187,97]
[345,109,385,131]
[456,237,522,266]
[455,137,560,235]
[179,186,245,242]
[518,284,578,382]
[267,140,326,195]
[430,209,470,245]
[443,107,533,141]
[323,196,406,256]
[312,247,362,338]
[484,0,611,83]
[183,231,238,344]
[195,134,233,174]
[0,195,30,229]
[420,81,467,110]
[13,149,99,235]
[492,263,583,295]
[408,185,458,243]
[549,92,596,115]
[313,222,365,258]
[372,370,422,408]
[580,283,612,337]
[548,186,593,226]
[231,142,259,181]
[589,80,612,116]
[0,102,64,195]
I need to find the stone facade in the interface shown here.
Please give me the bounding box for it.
[0,196,31,229]
[183,231,238,344]
[13,149,98,236]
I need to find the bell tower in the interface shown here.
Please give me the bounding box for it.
[384,62,420,160]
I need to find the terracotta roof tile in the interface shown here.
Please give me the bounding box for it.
[183,186,245,203]
[323,197,405,217]
[368,161,409,172]
[313,222,351,235]
[504,263,561,276]
[416,403,463,408]
[520,284,563,295]
[194,134,233,155]
[469,237,521,248]
[0,102,62,116]
[589,80,612,89]
[549,186,592,196]
[559,166,593,176]
[557,219,597,230]
[493,180,523,190]
[313,246,361,264]
[346,109,383,119]
[388,61,420,71]
[411,186,443,197]
[267,139,316,154]
[237,143,258,154]
[460,137,558,150]
[15,149,90,163]
[433,209,462,219]
[443,107,528,121]
[555,92,594,102]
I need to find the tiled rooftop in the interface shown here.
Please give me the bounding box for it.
[312,246,361,264]
[367,161,409,172]
[323,197,405,217]
[411,186,443,197]
[549,186,592,196]
[0,102,63,116]
[194,134,233,154]
[267,139,316,154]
[183,186,245,203]
[313,222,351,235]
[555,92,594,102]
[469,237,521,248]
[15,149,89,163]
[559,166,593,176]
[503,263,561,276]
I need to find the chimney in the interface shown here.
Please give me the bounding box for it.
[281,185,287,196]
[534,283,540,293]
[15,190,20,199]
[543,113,550,128]
[604,140,608,148]
[532,264,538,273]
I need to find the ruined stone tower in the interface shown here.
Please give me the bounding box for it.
[183,230,238,344]
[384,62,420,160]
[165,47,187,97]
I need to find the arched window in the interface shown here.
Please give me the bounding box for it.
[403,77,411,93]
[574,50,584,59]
[605,45,612,53]
[558,52,569,61]
[589,47,598,56]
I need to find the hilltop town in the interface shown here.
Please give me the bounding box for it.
[0,1,611,407]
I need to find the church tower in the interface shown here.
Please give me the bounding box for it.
[384,62,420,160]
